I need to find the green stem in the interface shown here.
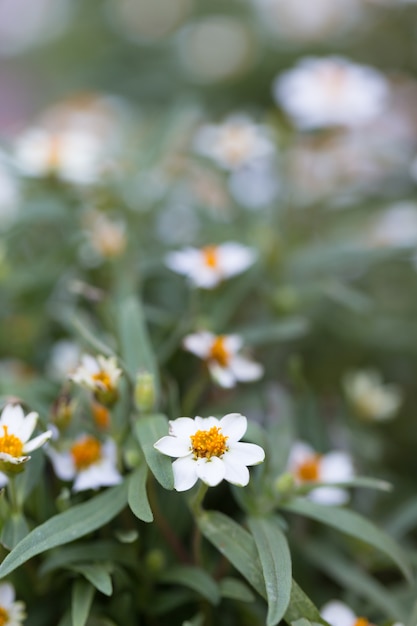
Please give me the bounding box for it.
[7,475,20,515]
[190,482,208,517]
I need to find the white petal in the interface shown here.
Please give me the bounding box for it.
[0,405,27,435]
[172,456,198,491]
[222,454,250,486]
[227,441,265,466]
[73,460,122,492]
[23,430,52,453]
[220,413,247,442]
[81,354,99,374]
[287,441,316,473]
[222,334,243,353]
[154,435,191,458]
[217,243,257,277]
[48,449,76,480]
[194,416,220,430]
[309,486,350,506]
[17,411,39,443]
[183,332,215,359]
[0,472,8,488]
[321,600,357,626]
[195,456,225,486]
[168,417,196,438]
[229,355,263,382]
[208,363,236,388]
[0,453,29,465]
[165,249,199,275]
[320,452,354,483]
[189,266,222,289]
[0,582,15,607]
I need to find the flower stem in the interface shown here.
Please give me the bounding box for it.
[190,482,208,517]
[7,476,20,515]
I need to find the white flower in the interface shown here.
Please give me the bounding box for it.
[0,161,19,231]
[70,355,122,404]
[228,158,280,210]
[273,56,389,130]
[0,404,52,473]
[85,212,127,259]
[48,435,122,492]
[183,332,263,388]
[0,582,26,626]
[14,127,106,185]
[165,242,257,289]
[367,203,417,249]
[343,370,402,422]
[154,413,265,492]
[287,441,354,505]
[321,600,372,626]
[47,340,81,381]
[193,114,275,171]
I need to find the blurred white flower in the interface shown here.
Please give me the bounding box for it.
[273,56,389,130]
[0,404,52,474]
[287,441,354,505]
[0,161,19,231]
[70,355,122,405]
[85,212,127,259]
[165,242,257,288]
[228,158,280,209]
[193,114,275,171]
[183,331,263,388]
[367,203,417,249]
[154,413,265,491]
[252,0,362,43]
[321,600,372,626]
[48,340,81,381]
[343,370,402,421]
[48,435,122,492]
[0,582,26,625]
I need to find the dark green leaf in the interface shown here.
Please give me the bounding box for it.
[135,415,174,490]
[128,463,153,522]
[71,579,94,626]
[160,565,220,605]
[219,577,255,603]
[0,513,29,550]
[69,563,113,596]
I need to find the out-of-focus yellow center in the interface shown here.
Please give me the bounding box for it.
[209,336,230,367]
[354,618,370,626]
[92,370,112,390]
[190,426,228,459]
[0,425,24,458]
[91,402,110,429]
[202,245,219,269]
[46,135,62,170]
[296,455,321,482]
[0,606,9,626]
[71,436,102,470]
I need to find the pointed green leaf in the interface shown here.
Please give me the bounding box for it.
[248,516,292,626]
[282,498,411,582]
[238,317,309,346]
[0,482,128,579]
[70,563,113,596]
[285,581,325,624]
[0,513,29,550]
[40,540,136,575]
[135,415,174,490]
[127,463,153,522]
[160,566,220,605]
[71,579,94,626]
[219,577,255,603]
[72,316,116,358]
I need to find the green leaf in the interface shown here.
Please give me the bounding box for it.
[0,513,29,550]
[197,511,266,597]
[296,476,392,496]
[248,516,292,626]
[69,563,113,596]
[384,495,417,539]
[182,613,204,626]
[135,415,174,490]
[219,577,255,603]
[160,565,220,605]
[304,540,407,621]
[282,498,412,582]
[127,463,153,522]
[238,317,309,346]
[0,482,128,579]
[117,295,159,391]
[285,581,325,624]
[72,316,116,358]
[40,540,136,575]
[71,579,94,626]
[15,449,45,506]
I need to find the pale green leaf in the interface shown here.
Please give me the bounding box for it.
[69,563,113,596]
[282,498,411,582]
[135,415,174,490]
[0,514,29,550]
[160,565,220,605]
[40,540,135,575]
[219,577,255,603]
[248,516,292,626]
[72,316,116,358]
[238,317,309,346]
[0,482,128,579]
[285,581,325,624]
[128,463,154,522]
[71,579,94,626]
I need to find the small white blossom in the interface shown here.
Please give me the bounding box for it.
[70,354,122,403]
[165,242,257,289]
[183,331,263,388]
[321,600,372,626]
[154,413,265,492]
[367,203,417,249]
[193,114,275,171]
[287,441,354,505]
[344,370,402,421]
[47,340,81,381]
[0,582,26,626]
[48,434,122,492]
[273,56,389,130]
[0,404,52,473]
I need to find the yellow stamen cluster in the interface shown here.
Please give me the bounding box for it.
[202,245,219,269]
[354,619,370,626]
[71,436,102,470]
[91,402,110,429]
[190,426,228,459]
[92,370,112,390]
[209,336,230,367]
[0,426,24,458]
[0,606,9,626]
[296,455,321,482]
[46,136,62,170]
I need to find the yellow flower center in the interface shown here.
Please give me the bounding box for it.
[92,370,112,390]
[91,402,110,429]
[354,619,370,626]
[209,336,230,367]
[0,606,9,626]
[71,436,102,470]
[296,455,321,482]
[0,425,24,458]
[46,135,62,170]
[190,426,228,459]
[202,245,219,269]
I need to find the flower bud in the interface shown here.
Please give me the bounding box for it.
[134,372,156,414]
[274,472,296,496]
